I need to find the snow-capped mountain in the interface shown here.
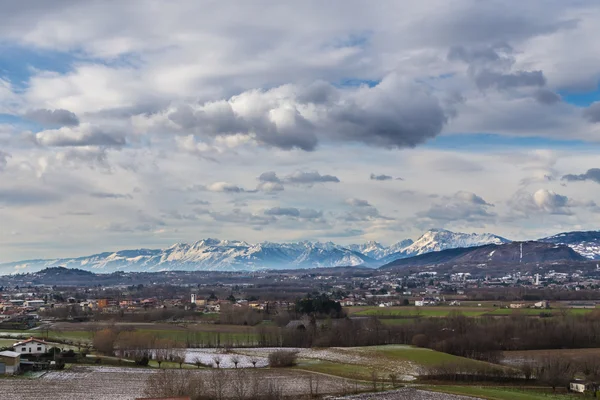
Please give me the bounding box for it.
[539,231,600,260]
[0,239,377,275]
[0,229,518,275]
[365,229,510,264]
[347,239,414,260]
[401,229,509,256]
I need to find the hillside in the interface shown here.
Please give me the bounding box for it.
[381,241,586,269]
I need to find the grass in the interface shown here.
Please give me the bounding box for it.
[0,338,16,347]
[352,306,492,318]
[425,385,578,400]
[295,345,507,381]
[364,345,501,369]
[295,360,374,380]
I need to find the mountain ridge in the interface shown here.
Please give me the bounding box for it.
[0,229,507,274]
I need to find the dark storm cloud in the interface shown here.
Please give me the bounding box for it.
[562,168,600,184]
[24,108,80,127]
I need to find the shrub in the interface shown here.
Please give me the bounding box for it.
[268,350,298,367]
[411,333,429,348]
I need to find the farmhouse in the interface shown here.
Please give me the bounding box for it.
[570,379,597,393]
[13,337,49,355]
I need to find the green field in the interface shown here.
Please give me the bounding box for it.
[295,345,506,381]
[348,305,598,319]
[351,306,492,318]
[425,385,578,400]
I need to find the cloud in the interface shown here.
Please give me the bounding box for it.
[35,123,126,147]
[209,209,275,226]
[583,102,600,123]
[284,171,340,184]
[370,173,393,181]
[207,182,246,193]
[508,189,573,216]
[562,168,600,184]
[90,192,132,199]
[418,191,496,222]
[454,190,493,206]
[162,74,447,151]
[258,171,281,183]
[0,187,62,206]
[257,181,284,193]
[264,207,322,219]
[0,150,10,171]
[534,89,561,105]
[449,44,546,91]
[23,108,79,127]
[345,198,371,207]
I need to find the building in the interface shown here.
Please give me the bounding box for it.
[23,300,45,309]
[13,338,49,355]
[570,380,597,393]
[0,350,21,374]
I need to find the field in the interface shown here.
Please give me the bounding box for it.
[502,348,600,366]
[330,388,484,399]
[237,345,504,381]
[424,386,577,400]
[0,365,368,400]
[346,305,599,320]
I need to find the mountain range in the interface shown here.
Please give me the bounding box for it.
[1,229,599,275]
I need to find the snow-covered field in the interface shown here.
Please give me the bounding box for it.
[183,348,269,368]
[0,366,153,400]
[0,365,366,399]
[236,346,419,379]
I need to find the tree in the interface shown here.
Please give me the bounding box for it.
[93,328,118,355]
[144,370,204,399]
[231,355,240,368]
[537,357,573,392]
[171,348,186,369]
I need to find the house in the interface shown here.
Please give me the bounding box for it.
[570,380,597,393]
[13,338,49,355]
[0,350,21,374]
[23,300,45,309]
[509,303,525,309]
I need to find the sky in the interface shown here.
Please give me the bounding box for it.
[2,0,600,262]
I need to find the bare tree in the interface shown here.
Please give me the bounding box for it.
[144,369,204,399]
[231,355,240,369]
[171,347,187,369]
[231,369,249,400]
[537,357,573,392]
[213,355,222,369]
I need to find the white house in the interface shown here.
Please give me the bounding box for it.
[570,380,596,393]
[23,300,45,309]
[12,338,49,355]
[0,351,20,374]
